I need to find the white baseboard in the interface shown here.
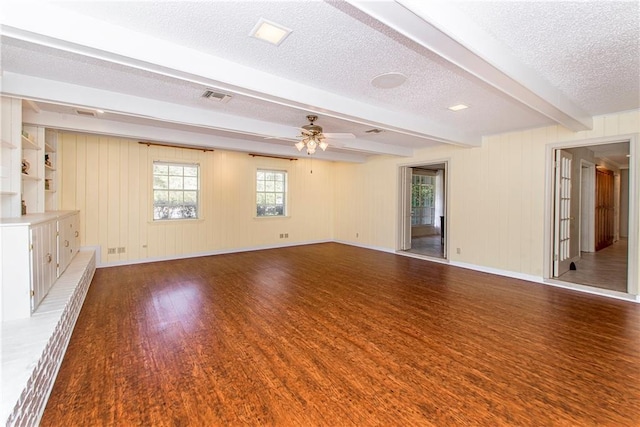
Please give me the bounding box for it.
[93,239,639,303]
[96,240,332,268]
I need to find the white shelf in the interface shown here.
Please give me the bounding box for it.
[2,139,17,149]
[21,173,41,181]
[21,136,40,151]
[44,164,56,172]
[45,189,56,193]
[44,143,56,153]
[1,191,18,196]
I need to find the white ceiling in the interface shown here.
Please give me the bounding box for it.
[1,0,638,162]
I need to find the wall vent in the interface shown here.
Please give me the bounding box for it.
[202,90,232,103]
[365,128,384,134]
[75,109,97,117]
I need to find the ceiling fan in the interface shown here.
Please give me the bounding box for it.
[294,115,355,155]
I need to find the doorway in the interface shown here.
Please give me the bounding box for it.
[399,162,448,259]
[548,140,633,294]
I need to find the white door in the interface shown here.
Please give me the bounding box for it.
[554,150,573,277]
[580,162,595,253]
[400,167,412,250]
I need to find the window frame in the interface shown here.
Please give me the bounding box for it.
[151,160,201,222]
[255,168,288,218]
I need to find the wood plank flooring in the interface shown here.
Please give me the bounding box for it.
[41,243,640,426]
[558,238,628,292]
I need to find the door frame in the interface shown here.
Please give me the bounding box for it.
[543,133,638,296]
[397,160,450,259]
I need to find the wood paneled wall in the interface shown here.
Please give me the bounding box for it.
[333,111,639,287]
[56,111,638,294]
[58,134,334,265]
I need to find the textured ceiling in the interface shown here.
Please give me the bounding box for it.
[1,0,638,161]
[456,1,640,116]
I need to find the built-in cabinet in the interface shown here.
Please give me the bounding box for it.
[1,96,60,218]
[1,97,22,217]
[0,211,80,321]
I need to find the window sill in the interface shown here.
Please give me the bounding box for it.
[148,218,204,225]
[253,215,290,220]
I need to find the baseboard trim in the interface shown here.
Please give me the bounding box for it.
[93,239,639,303]
[96,240,332,268]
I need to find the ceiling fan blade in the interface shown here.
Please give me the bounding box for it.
[264,136,299,143]
[323,139,346,148]
[323,132,355,139]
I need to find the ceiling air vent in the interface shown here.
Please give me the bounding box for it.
[365,128,384,134]
[75,109,97,117]
[202,89,232,103]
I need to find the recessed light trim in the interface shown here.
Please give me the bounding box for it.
[448,104,469,112]
[370,72,407,89]
[249,18,292,46]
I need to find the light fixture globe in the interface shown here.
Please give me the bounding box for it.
[296,115,329,155]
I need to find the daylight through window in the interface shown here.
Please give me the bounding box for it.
[153,162,199,220]
[256,169,287,217]
[411,174,435,226]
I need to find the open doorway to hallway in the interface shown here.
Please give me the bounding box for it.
[551,141,630,293]
[399,162,447,259]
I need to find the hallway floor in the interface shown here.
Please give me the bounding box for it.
[405,234,445,258]
[558,238,628,293]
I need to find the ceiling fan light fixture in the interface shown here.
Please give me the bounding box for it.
[295,140,305,151]
[319,141,328,151]
[249,18,292,46]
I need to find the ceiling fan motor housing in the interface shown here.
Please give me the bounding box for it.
[302,115,323,135]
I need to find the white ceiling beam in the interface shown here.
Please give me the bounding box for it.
[3,72,412,158]
[22,109,369,163]
[0,1,479,147]
[347,0,593,132]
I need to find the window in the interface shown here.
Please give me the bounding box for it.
[153,161,199,220]
[411,174,435,226]
[256,169,287,217]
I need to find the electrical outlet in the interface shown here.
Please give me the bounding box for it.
[456,248,461,255]
[107,248,116,255]
[279,233,284,238]
[117,247,126,254]
[356,233,359,238]
[284,233,288,238]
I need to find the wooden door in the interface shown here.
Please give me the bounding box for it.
[595,168,614,251]
[554,150,573,277]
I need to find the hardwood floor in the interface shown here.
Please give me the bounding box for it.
[41,243,640,426]
[558,238,628,292]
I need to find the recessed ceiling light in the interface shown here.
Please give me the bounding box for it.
[370,72,407,89]
[448,104,469,112]
[249,18,292,46]
[95,109,104,114]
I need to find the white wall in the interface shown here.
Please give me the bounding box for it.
[333,111,639,293]
[620,169,629,238]
[58,133,335,265]
[57,111,639,295]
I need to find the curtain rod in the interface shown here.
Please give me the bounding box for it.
[249,153,298,161]
[138,141,214,152]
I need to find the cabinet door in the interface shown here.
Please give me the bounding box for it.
[57,213,79,275]
[30,221,56,310]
